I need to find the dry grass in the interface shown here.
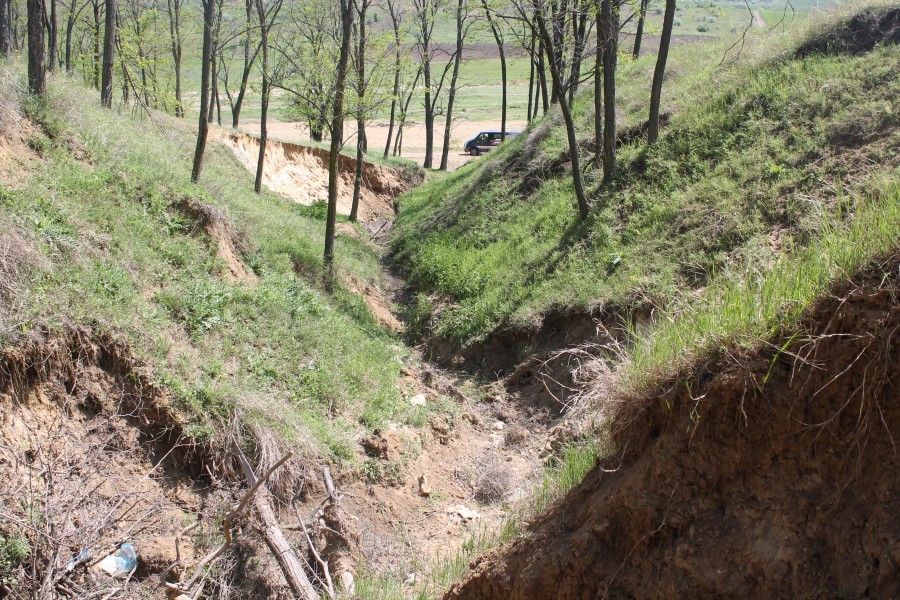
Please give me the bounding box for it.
[0,225,46,339]
[472,454,514,504]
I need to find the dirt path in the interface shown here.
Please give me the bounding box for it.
[315,213,582,593]
[754,9,766,28]
[238,118,529,172]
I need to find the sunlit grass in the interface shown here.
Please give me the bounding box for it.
[626,179,900,386]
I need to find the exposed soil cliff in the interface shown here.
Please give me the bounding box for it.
[221,133,421,222]
[447,254,900,599]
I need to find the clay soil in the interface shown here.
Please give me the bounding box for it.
[447,254,900,599]
[217,131,418,221]
[238,119,530,172]
[0,329,211,598]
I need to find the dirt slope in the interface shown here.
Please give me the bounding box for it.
[221,132,416,221]
[447,254,900,599]
[0,328,212,597]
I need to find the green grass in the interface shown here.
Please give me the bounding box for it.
[392,12,900,345]
[0,72,429,459]
[353,439,604,600]
[626,179,900,386]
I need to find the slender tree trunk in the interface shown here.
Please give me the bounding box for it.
[593,4,602,165]
[167,0,182,117]
[601,0,617,183]
[648,0,675,144]
[253,0,269,193]
[207,0,221,123]
[191,0,215,183]
[533,0,588,218]
[324,0,353,277]
[421,8,433,169]
[526,34,535,123]
[92,0,100,88]
[482,0,505,140]
[537,38,548,113]
[47,0,57,70]
[632,0,648,58]
[439,0,463,171]
[567,6,587,104]
[64,0,77,72]
[232,0,256,128]
[0,0,13,57]
[27,0,45,95]
[349,0,369,222]
[99,0,115,107]
[383,0,401,159]
[394,68,420,157]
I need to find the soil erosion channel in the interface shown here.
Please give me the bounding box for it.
[219,132,415,222]
[447,255,900,599]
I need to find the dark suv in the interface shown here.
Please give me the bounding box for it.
[463,131,519,156]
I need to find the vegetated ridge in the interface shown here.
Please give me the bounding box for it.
[392,3,900,365]
[437,4,900,598]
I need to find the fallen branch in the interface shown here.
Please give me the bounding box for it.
[176,449,296,594]
[233,444,319,600]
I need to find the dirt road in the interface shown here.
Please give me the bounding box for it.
[239,118,529,171]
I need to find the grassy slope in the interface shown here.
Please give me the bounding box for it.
[0,73,428,460]
[392,6,900,345]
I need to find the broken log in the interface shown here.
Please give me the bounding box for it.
[234,445,319,600]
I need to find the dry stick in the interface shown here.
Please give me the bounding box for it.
[178,450,294,593]
[233,444,319,600]
[290,502,335,599]
[156,522,200,587]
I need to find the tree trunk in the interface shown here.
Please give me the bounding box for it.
[1,0,14,57]
[632,0,648,58]
[383,0,401,159]
[64,0,77,72]
[593,4,602,166]
[99,0,115,107]
[47,0,57,70]
[482,0,505,140]
[533,0,588,218]
[231,0,256,128]
[191,0,215,183]
[207,0,221,124]
[253,0,269,193]
[92,0,100,88]
[421,9,433,169]
[324,0,354,278]
[167,0,182,117]
[26,0,45,95]
[537,38,548,113]
[601,0,617,183]
[526,34,534,123]
[349,0,368,222]
[648,0,675,144]
[567,5,587,104]
[439,0,463,171]
[394,68,420,156]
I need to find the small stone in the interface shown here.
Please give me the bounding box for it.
[462,412,481,426]
[492,420,505,431]
[418,474,432,497]
[449,504,479,521]
[409,394,427,407]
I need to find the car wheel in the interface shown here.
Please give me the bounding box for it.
[469,147,480,157]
